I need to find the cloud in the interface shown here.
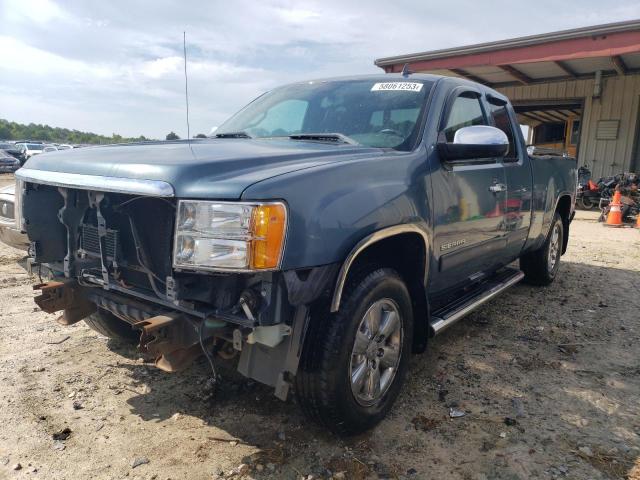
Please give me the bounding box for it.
[1,0,639,138]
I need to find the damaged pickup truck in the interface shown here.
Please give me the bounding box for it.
[15,74,576,435]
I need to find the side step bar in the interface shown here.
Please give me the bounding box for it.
[430,269,525,336]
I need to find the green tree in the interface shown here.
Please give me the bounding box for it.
[166,131,180,140]
[0,118,153,144]
[194,133,207,138]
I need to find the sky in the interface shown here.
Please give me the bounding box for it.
[1,0,639,140]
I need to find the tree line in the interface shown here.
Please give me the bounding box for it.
[0,119,151,144]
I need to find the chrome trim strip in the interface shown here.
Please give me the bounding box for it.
[15,168,175,197]
[330,223,430,312]
[430,270,524,335]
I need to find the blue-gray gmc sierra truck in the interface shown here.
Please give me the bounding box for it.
[15,74,576,435]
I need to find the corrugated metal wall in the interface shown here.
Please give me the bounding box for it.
[498,74,640,178]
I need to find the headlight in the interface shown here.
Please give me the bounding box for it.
[173,200,287,271]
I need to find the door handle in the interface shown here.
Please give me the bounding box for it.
[489,183,507,193]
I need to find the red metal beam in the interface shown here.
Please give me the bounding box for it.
[395,30,640,73]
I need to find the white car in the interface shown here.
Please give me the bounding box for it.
[0,184,29,250]
[14,143,44,163]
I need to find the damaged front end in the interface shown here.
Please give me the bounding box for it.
[17,175,336,400]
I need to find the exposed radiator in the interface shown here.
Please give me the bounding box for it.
[80,224,119,259]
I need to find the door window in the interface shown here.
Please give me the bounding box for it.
[487,99,517,159]
[443,93,486,142]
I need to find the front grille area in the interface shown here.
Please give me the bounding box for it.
[80,224,119,259]
[0,199,14,220]
[22,182,176,294]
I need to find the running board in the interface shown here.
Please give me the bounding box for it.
[430,268,525,336]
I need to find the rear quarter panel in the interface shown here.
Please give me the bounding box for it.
[524,155,577,252]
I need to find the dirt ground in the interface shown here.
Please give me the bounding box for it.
[0,174,639,479]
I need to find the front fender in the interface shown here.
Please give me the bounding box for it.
[240,151,432,271]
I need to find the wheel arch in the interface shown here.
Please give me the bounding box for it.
[330,224,431,353]
[555,194,573,254]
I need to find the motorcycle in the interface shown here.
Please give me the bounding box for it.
[576,166,601,210]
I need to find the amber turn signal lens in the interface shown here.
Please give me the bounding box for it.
[250,203,287,269]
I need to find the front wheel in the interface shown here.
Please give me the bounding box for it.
[295,267,413,436]
[84,308,139,344]
[520,213,564,286]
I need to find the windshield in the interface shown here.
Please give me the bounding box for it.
[216,79,434,150]
[27,144,43,150]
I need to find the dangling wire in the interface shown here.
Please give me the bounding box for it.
[198,319,219,386]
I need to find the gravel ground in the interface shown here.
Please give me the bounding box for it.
[0,187,639,479]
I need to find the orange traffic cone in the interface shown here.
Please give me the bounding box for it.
[604,190,624,227]
[635,213,640,229]
[485,202,503,218]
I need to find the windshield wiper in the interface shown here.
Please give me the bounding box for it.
[215,131,252,139]
[288,133,360,146]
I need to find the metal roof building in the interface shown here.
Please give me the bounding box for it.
[375,20,640,178]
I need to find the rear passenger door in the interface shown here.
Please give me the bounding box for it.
[429,88,507,293]
[486,95,533,261]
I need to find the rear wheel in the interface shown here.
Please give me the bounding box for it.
[520,213,564,286]
[295,267,413,436]
[84,308,139,344]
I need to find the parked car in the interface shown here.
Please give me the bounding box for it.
[14,142,44,164]
[43,145,59,153]
[0,142,23,160]
[0,150,21,173]
[0,184,29,250]
[15,74,576,435]
[57,144,73,150]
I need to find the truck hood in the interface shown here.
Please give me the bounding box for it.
[22,139,381,199]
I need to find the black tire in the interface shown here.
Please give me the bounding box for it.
[520,213,564,286]
[295,267,413,436]
[84,308,139,344]
[578,196,596,210]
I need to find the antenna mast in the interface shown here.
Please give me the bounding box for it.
[183,31,191,141]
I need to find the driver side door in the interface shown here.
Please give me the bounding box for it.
[429,88,507,293]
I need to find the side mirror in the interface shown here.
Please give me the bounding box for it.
[438,125,508,161]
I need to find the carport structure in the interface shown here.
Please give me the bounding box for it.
[375,20,640,178]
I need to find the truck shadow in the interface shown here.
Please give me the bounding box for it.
[115,259,640,477]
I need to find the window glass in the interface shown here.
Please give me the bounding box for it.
[368,107,421,137]
[443,94,486,142]
[488,100,516,158]
[217,80,434,151]
[533,123,565,143]
[249,99,308,137]
[570,120,580,145]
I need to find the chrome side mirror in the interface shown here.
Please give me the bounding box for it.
[438,125,509,161]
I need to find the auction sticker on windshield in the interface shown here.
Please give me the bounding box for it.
[371,82,423,92]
